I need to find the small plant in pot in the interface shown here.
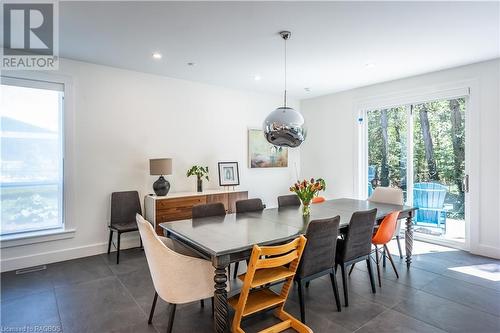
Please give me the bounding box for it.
[187,166,209,192]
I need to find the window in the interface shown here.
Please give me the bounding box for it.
[1,77,64,236]
[362,93,468,245]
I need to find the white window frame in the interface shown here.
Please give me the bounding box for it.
[1,71,76,248]
[354,80,480,251]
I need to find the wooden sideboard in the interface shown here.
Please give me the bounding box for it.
[144,189,248,235]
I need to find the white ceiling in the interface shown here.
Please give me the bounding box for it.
[60,1,500,99]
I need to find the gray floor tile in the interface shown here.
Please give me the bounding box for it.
[395,290,500,333]
[423,250,498,266]
[421,276,500,316]
[440,264,500,292]
[109,322,158,333]
[55,276,147,333]
[103,248,149,275]
[287,276,388,331]
[0,269,53,302]
[150,299,214,333]
[49,255,114,287]
[0,290,61,328]
[240,312,294,332]
[409,254,457,275]
[283,299,351,333]
[116,266,156,314]
[356,309,447,333]
[325,294,388,331]
[352,256,442,289]
[2,240,499,333]
[347,269,419,308]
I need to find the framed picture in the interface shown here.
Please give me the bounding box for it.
[248,128,288,168]
[218,162,240,186]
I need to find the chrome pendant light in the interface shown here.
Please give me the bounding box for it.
[263,31,307,148]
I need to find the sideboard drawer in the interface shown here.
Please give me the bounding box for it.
[145,191,248,235]
[157,196,206,210]
[158,207,191,222]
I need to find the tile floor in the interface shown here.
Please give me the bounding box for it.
[1,241,499,333]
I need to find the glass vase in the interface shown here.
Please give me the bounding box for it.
[302,202,311,216]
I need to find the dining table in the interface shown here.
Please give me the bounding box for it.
[160,198,417,333]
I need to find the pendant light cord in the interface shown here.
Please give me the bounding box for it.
[283,34,287,108]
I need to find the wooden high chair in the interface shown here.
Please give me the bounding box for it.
[228,235,312,333]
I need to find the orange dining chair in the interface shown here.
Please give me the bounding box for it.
[371,211,401,287]
[311,196,326,204]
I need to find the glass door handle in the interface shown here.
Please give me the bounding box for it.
[463,175,469,193]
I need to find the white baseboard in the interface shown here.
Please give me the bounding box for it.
[0,236,141,273]
[471,244,500,259]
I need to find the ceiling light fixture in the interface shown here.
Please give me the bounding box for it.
[254,75,262,81]
[152,52,162,60]
[263,31,306,148]
[364,62,376,69]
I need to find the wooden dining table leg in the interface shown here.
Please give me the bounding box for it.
[213,255,230,333]
[405,214,414,269]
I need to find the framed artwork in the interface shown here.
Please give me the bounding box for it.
[218,162,240,186]
[248,129,288,168]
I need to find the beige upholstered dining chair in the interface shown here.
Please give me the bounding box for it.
[136,214,215,333]
[368,187,405,258]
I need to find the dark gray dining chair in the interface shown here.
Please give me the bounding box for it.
[278,194,301,207]
[232,198,266,279]
[335,208,377,306]
[192,202,226,218]
[235,198,265,213]
[295,216,342,323]
[108,191,142,264]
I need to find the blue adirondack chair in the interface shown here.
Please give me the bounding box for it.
[413,182,447,231]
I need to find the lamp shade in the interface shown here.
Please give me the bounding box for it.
[150,158,172,175]
[263,107,307,147]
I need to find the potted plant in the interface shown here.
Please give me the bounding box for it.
[289,178,326,216]
[187,166,209,192]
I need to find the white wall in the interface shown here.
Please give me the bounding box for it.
[1,59,300,272]
[300,59,500,259]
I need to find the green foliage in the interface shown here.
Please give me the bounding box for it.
[368,106,407,188]
[367,98,465,219]
[289,178,325,204]
[186,165,209,181]
[316,178,326,193]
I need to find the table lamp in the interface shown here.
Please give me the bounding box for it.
[150,158,172,196]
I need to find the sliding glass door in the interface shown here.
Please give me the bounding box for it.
[364,96,467,246]
[367,106,408,199]
[411,98,466,242]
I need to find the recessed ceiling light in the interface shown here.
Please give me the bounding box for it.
[152,52,162,60]
[364,62,376,69]
[254,75,262,81]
